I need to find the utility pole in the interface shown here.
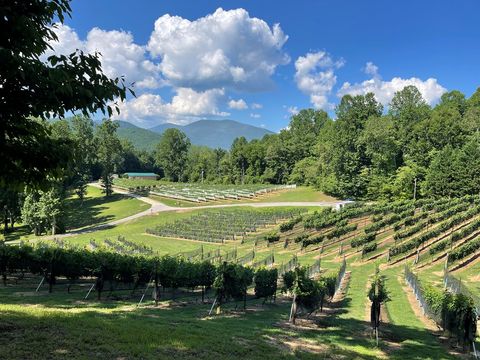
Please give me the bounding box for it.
[201,169,204,183]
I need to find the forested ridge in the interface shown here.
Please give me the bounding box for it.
[36,85,480,201]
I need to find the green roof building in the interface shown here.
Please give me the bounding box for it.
[124,172,159,180]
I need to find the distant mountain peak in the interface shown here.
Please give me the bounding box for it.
[117,119,273,151]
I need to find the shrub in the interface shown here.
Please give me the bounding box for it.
[264,232,280,243]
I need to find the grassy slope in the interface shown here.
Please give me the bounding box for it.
[149,187,337,208]
[2,186,149,242]
[63,186,150,230]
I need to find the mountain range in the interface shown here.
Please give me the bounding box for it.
[116,119,273,151]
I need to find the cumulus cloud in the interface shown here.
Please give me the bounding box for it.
[250,113,261,119]
[45,24,161,89]
[114,88,229,127]
[294,51,344,109]
[251,103,263,109]
[337,62,447,105]
[228,99,248,110]
[147,8,290,91]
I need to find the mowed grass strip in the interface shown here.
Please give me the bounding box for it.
[382,268,455,360]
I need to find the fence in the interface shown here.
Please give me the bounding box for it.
[277,256,298,277]
[306,258,321,278]
[251,253,274,268]
[404,266,443,325]
[334,258,347,296]
[236,250,255,265]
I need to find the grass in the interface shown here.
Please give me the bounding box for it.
[1,186,149,242]
[149,186,337,207]
[63,186,150,230]
[383,267,456,359]
[0,267,453,360]
[253,187,337,203]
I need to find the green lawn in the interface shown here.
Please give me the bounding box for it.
[383,267,456,360]
[254,186,337,203]
[149,186,337,207]
[0,266,450,360]
[2,186,150,242]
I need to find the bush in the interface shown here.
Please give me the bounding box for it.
[351,232,376,248]
[279,216,303,232]
[264,232,280,243]
[362,242,377,256]
[254,268,278,301]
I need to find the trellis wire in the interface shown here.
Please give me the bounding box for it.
[404,265,443,324]
[306,258,321,278]
[277,256,298,276]
[251,253,274,268]
[334,257,347,296]
[236,250,255,265]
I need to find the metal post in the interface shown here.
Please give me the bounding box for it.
[35,277,45,292]
[413,177,417,201]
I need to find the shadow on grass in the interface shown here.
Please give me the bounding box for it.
[0,282,456,360]
[63,194,130,230]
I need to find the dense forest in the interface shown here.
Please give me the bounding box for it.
[2,85,480,234]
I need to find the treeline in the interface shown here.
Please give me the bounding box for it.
[216,86,480,200]
[112,85,480,201]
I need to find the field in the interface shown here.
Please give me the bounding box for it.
[2,190,480,359]
[1,186,150,242]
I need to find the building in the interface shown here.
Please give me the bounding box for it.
[123,172,159,180]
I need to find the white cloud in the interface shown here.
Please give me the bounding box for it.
[114,88,229,127]
[228,99,248,110]
[45,24,161,89]
[147,8,290,91]
[251,103,263,109]
[250,113,261,119]
[337,62,447,105]
[287,106,299,115]
[294,51,344,109]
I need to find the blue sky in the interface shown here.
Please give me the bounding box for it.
[52,0,480,131]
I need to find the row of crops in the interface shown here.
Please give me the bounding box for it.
[146,208,307,243]
[113,178,296,203]
[405,266,476,347]
[0,241,344,309]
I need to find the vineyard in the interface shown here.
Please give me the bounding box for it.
[3,196,480,358]
[145,208,306,243]
[113,178,296,203]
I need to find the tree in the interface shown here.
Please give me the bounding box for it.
[368,270,390,345]
[389,85,430,153]
[155,129,191,182]
[70,116,97,201]
[230,137,249,184]
[0,0,129,190]
[96,120,123,196]
[329,93,383,198]
[0,188,22,235]
[21,186,64,236]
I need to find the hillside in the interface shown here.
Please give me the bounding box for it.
[116,119,273,151]
[149,119,273,149]
[115,121,163,152]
